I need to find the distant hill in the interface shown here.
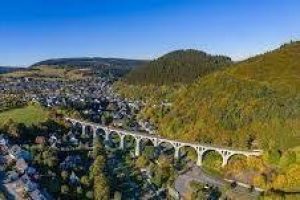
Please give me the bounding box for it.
[123,49,232,85]
[159,41,300,151]
[0,66,23,74]
[31,57,149,77]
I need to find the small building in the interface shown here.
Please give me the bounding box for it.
[35,136,46,145]
[69,171,80,185]
[16,158,28,174]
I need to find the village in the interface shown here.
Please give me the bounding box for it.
[0,76,180,200]
[0,76,156,133]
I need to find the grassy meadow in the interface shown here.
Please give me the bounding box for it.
[1,66,86,80]
[0,104,49,125]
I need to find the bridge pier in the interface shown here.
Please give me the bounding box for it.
[135,138,141,157]
[174,147,180,160]
[105,131,110,141]
[81,125,86,136]
[173,142,182,160]
[222,156,229,167]
[221,151,232,167]
[91,127,98,147]
[119,135,125,150]
[152,138,158,147]
[197,151,204,166]
[92,127,97,138]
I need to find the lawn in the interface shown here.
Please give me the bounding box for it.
[1,66,85,80]
[0,104,49,125]
[0,192,6,200]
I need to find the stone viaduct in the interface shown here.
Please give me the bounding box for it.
[65,117,263,167]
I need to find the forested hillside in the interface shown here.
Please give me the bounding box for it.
[123,49,232,85]
[159,41,300,151]
[0,66,23,74]
[31,57,148,77]
[114,42,300,194]
[115,49,232,103]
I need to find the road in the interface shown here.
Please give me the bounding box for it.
[0,171,17,200]
[175,166,223,195]
[174,165,261,199]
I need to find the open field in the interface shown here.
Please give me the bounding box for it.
[1,66,86,80]
[0,104,49,125]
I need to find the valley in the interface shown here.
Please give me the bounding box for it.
[0,42,299,200]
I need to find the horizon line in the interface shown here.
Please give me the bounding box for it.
[1,39,298,68]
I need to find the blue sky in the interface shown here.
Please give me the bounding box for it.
[0,0,299,66]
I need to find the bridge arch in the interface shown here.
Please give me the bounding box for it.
[156,140,176,158]
[85,125,95,135]
[226,154,248,165]
[108,130,121,147]
[123,134,137,150]
[139,137,156,159]
[201,149,224,169]
[65,119,74,130]
[72,122,84,134]
[178,145,198,164]
[140,137,157,146]
[157,140,176,149]
[95,127,106,138]
[64,118,263,167]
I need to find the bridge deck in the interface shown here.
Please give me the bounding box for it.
[65,117,263,155]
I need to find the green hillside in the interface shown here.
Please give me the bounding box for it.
[229,42,300,94]
[1,66,86,80]
[123,49,232,85]
[158,41,300,151]
[0,104,49,125]
[30,57,148,77]
[115,41,300,193]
